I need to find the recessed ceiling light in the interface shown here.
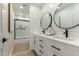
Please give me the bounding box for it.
[49,4,53,7]
[20,5,23,9]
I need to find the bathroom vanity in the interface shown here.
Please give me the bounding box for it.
[30,3,79,56]
[31,33,79,56]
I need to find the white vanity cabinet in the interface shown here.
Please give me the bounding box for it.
[32,34,63,56]
[32,33,79,56]
[32,35,48,56]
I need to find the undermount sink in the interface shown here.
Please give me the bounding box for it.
[41,33,76,41]
[53,36,76,41]
[45,33,56,36]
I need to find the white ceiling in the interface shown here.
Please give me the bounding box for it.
[12,3,45,18]
[30,3,45,8]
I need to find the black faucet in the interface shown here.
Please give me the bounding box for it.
[63,29,68,38]
[42,29,45,34]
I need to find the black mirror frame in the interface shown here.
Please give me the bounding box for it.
[53,3,79,30]
[40,12,52,33]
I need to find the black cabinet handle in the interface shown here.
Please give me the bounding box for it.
[39,50,43,54]
[51,45,60,51]
[2,38,7,43]
[39,40,43,42]
[39,45,43,48]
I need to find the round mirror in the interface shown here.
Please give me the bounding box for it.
[54,3,79,29]
[40,12,52,31]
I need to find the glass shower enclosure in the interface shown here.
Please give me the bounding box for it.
[14,19,30,39]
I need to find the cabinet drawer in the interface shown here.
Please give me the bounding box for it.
[39,40,44,42]
[48,45,62,56]
[38,48,46,56]
[38,39,46,47]
[39,50,44,54]
[39,45,44,48]
[46,39,63,56]
[38,40,44,45]
[38,45,46,56]
[49,39,79,56]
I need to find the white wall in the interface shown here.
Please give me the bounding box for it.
[30,5,42,33]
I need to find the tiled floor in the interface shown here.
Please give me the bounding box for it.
[12,43,36,56]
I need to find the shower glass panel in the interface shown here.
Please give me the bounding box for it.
[14,19,30,39]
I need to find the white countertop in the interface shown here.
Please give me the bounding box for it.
[33,32,79,48]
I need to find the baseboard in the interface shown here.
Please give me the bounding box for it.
[15,39,29,44]
[10,44,15,56]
